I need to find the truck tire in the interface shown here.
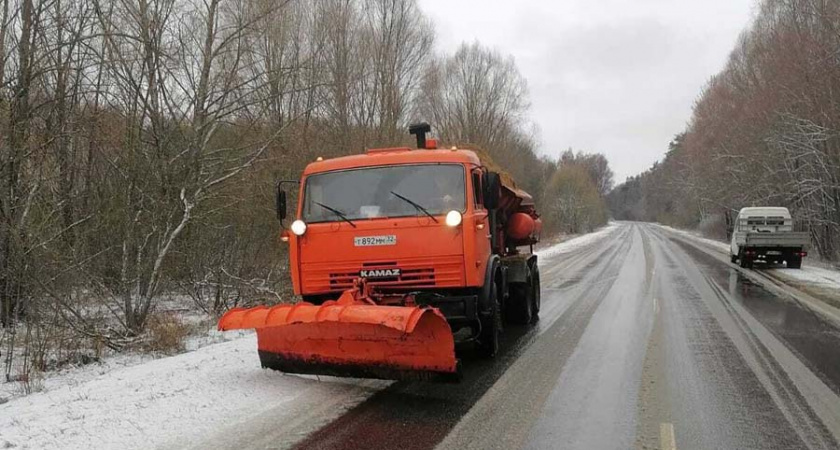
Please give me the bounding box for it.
[531,265,541,322]
[788,257,802,269]
[739,255,752,269]
[476,282,501,358]
[506,279,533,325]
[730,254,737,264]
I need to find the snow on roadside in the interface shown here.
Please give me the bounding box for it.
[535,222,621,260]
[0,323,251,403]
[656,224,730,254]
[0,333,387,450]
[768,265,840,295]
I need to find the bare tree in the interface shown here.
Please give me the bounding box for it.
[617,0,840,261]
[417,42,529,149]
[0,0,558,383]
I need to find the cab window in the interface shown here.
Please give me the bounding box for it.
[472,171,484,209]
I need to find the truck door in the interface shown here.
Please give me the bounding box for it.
[730,212,741,256]
[469,169,492,285]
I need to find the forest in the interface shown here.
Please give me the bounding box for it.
[0,0,611,382]
[608,0,840,264]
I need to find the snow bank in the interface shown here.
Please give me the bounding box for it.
[768,266,840,293]
[0,334,386,450]
[536,222,620,260]
[656,224,730,254]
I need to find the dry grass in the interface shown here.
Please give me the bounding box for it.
[10,369,44,396]
[145,312,191,354]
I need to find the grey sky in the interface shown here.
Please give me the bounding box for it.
[417,0,756,183]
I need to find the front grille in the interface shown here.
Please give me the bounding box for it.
[303,256,464,293]
[329,266,435,289]
[400,267,435,284]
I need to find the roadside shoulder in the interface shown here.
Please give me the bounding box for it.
[653,224,840,327]
[536,222,622,260]
[0,333,386,450]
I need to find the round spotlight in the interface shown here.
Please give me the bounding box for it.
[445,210,462,227]
[290,220,307,236]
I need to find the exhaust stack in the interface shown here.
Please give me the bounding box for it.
[409,122,432,149]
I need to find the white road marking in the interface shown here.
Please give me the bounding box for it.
[660,422,677,450]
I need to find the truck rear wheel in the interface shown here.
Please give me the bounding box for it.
[476,283,501,358]
[739,255,752,269]
[531,265,541,323]
[507,272,534,325]
[730,254,738,264]
[788,256,802,269]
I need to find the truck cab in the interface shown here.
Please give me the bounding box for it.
[729,207,809,269]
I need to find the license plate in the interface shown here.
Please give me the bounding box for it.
[354,235,397,247]
[766,251,782,255]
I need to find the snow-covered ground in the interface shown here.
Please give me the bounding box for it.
[0,225,621,450]
[767,265,840,302]
[0,332,386,450]
[536,222,620,260]
[0,319,248,403]
[770,265,840,286]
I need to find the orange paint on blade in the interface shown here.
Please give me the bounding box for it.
[218,302,457,378]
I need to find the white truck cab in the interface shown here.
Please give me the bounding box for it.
[730,207,809,269]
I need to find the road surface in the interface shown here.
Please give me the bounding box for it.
[214,222,840,450]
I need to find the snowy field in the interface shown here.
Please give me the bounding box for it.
[0,227,617,449]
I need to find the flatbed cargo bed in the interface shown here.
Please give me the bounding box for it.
[741,231,810,250]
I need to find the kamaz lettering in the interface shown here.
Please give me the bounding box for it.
[360,269,401,278]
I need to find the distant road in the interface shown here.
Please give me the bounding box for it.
[217,222,840,450]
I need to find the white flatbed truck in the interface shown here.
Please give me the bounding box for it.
[730,207,809,269]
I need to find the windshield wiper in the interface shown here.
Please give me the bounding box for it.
[390,191,438,223]
[313,201,357,228]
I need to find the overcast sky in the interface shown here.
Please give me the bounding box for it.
[417,0,757,183]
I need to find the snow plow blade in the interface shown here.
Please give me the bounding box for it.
[218,301,459,382]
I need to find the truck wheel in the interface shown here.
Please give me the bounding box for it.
[788,257,802,269]
[477,283,501,358]
[730,254,737,264]
[507,279,533,325]
[531,265,541,322]
[738,251,751,269]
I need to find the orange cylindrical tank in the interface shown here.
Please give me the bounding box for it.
[506,213,536,240]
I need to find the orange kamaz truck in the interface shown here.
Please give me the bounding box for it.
[219,123,542,381]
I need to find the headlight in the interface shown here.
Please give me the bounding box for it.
[445,210,462,227]
[290,219,307,236]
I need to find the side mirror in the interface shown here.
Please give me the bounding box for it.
[276,185,287,221]
[484,172,501,210]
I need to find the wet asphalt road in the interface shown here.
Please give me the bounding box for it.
[278,223,840,449]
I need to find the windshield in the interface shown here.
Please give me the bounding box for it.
[302,164,466,222]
